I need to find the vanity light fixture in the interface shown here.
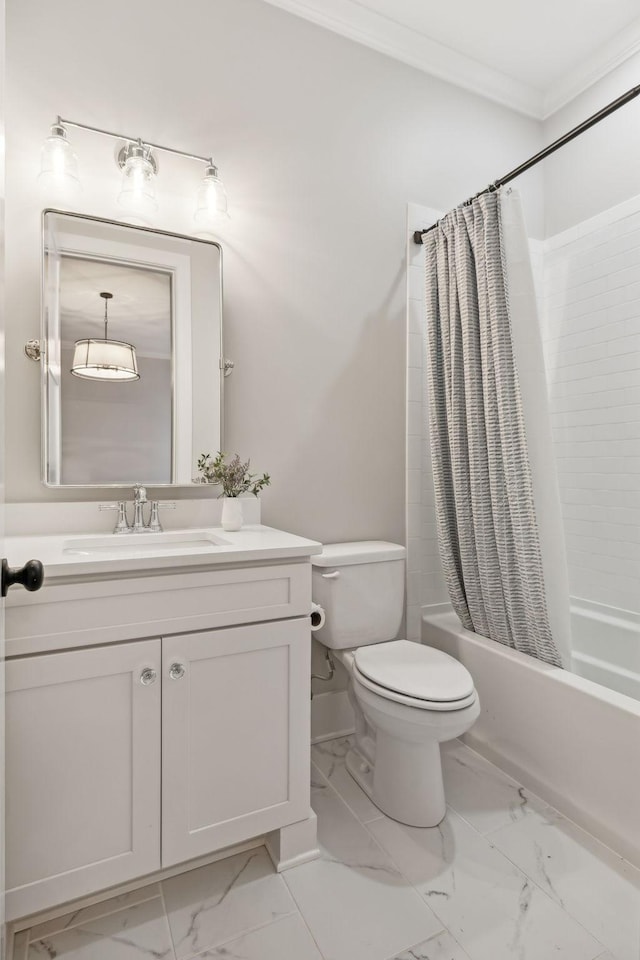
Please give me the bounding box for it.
[39,117,228,230]
[116,139,158,224]
[194,162,229,227]
[71,291,140,382]
[38,120,81,195]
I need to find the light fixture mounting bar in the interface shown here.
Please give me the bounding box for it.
[57,116,215,166]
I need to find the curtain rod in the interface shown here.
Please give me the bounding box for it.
[413,82,640,244]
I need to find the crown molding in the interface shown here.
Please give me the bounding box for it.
[542,17,640,118]
[261,0,544,119]
[261,0,640,121]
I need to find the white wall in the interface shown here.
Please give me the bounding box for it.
[405,203,448,641]
[543,51,640,237]
[5,0,544,546]
[540,195,640,614]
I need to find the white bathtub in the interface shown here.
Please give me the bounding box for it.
[570,598,640,701]
[422,604,640,868]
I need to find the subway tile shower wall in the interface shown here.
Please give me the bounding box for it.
[540,196,640,616]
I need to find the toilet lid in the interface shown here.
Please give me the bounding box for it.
[354,640,475,703]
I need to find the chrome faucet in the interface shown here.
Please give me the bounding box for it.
[132,484,149,533]
[100,487,176,534]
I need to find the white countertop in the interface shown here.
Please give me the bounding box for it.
[5,524,323,583]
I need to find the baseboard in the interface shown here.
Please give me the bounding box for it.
[269,846,321,871]
[463,731,640,869]
[311,690,355,743]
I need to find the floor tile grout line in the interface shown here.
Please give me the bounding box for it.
[158,880,178,960]
[290,778,449,960]
[380,925,471,960]
[320,737,640,958]
[311,768,451,938]
[320,740,615,959]
[442,795,532,842]
[464,825,609,953]
[180,910,313,960]
[159,851,296,960]
[23,889,166,946]
[474,832,612,957]
[359,797,611,959]
[447,738,640,880]
[279,902,327,960]
[450,748,640,899]
[173,908,301,960]
[447,740,640,870]
[311,745,387,828]
[443,742,553,817]
[313,741,462,940]
[480,798,640,877]
[280,871,329,960]
[310,779,429,894]
[377,926,457,960]
[356,809,456,935]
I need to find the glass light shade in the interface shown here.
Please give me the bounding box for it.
[194,164,229,229]
[117,152,158,224]
[38,124,81,196]
[71,339,140,381]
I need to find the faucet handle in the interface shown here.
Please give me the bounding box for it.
[99,502,131,534]
[148,500,175,533]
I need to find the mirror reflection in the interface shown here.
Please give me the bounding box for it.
[42,211,223,487]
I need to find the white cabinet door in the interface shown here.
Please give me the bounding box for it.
[6,639,161,920]
[162,618,310,866]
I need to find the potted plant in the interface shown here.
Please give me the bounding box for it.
[196,452,270,531]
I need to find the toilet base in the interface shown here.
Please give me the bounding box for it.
[345,736,446,828]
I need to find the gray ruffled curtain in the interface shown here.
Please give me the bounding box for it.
[424,191,564,668]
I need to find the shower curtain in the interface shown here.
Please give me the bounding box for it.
[424,189,571,668]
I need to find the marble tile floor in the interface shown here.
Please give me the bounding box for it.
[11,736,640,960]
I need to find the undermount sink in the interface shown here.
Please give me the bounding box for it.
[63,529,230,556]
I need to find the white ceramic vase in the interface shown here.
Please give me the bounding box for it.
[221,496,243,531]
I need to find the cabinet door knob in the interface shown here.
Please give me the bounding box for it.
[169,662,186,680]
[2,558,45,597]
[321,570,340,579]
[140,668,157,686]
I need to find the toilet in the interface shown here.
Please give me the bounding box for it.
[312,541,480,827]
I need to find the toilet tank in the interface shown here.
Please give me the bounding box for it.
[311,541,406,649]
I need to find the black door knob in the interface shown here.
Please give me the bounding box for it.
[1,558,45,598]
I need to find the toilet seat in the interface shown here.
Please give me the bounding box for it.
[353,639,477,712]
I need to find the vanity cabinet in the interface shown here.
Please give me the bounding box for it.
[6,640,162,917]
[162,619,309,866]
[5,552,318,922]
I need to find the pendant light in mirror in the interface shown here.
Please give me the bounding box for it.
[71,291,140,382]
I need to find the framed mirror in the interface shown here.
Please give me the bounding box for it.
[41,210,223,486]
